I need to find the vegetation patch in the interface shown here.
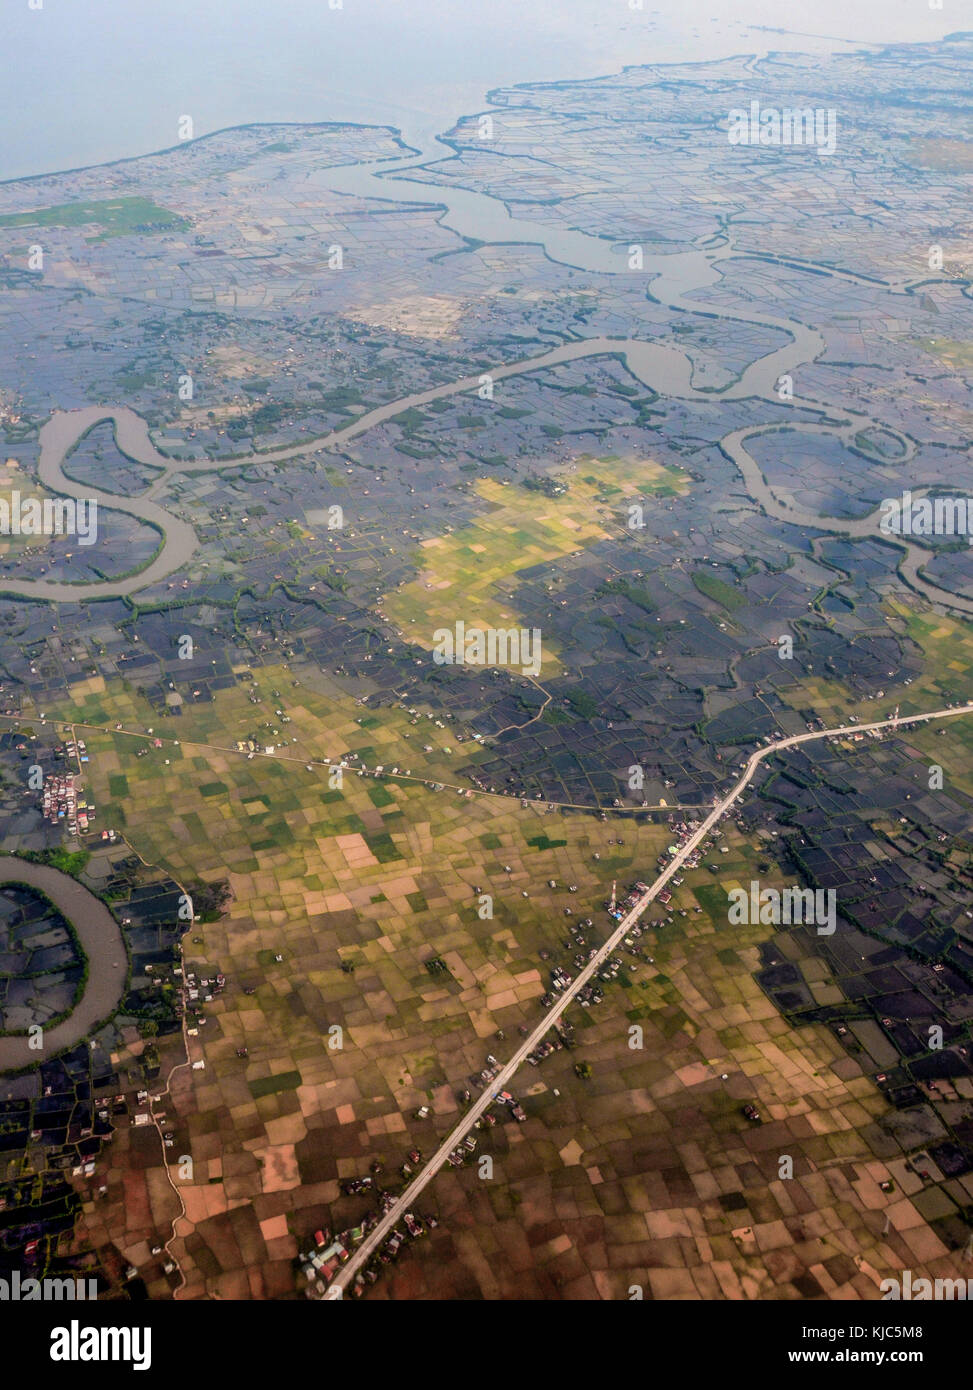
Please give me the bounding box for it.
[0,195,190,240]
[692,570,745,612]
[248,1070,302,1100]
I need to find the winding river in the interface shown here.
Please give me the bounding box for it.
[0,857,127,1073]
[2,140,970,617]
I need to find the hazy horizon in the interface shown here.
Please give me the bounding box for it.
[3,0,969,181]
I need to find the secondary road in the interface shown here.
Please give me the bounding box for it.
[0,712,708,819]
[325,700,973,1295]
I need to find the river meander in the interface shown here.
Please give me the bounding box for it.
[0,857,127,1073]
[3,141,969,617]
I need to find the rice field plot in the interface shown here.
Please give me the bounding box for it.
[382,457,687,676]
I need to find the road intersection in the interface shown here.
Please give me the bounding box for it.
[325,700,973,1295]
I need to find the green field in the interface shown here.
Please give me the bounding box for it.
[0,196,190,240]
[692,570,745,612]
[248,1070,302,1099]
[383,458,688,677]
[48,651,951,1302]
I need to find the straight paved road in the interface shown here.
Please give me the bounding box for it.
[325,700,973,1295]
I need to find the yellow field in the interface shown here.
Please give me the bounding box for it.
[383,455,687,677]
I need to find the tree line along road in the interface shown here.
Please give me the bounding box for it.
[324,701,973,1296]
